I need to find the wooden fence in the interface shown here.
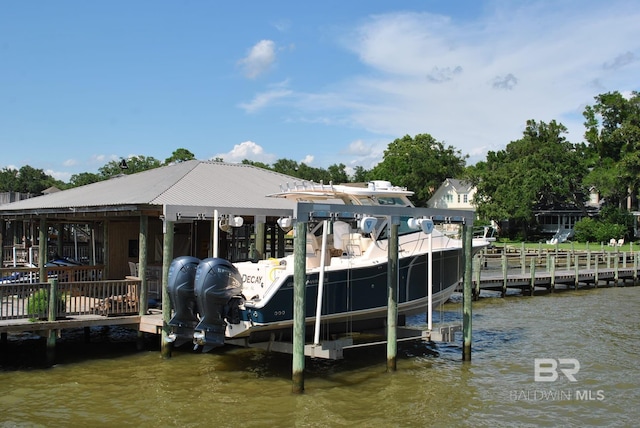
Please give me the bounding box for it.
[0,278,141,321]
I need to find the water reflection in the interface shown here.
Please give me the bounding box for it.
[1,287,639,427]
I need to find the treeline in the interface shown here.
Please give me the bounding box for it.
[2,90,640,239]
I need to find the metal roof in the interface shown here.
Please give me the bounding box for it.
[0,161,299,218]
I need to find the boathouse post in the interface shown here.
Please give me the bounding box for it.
[292,220,306,393]
[103,221,110,280]
[386,218,399,372]
[39,217,47,282]
[137,215,148,350]
[462,221,473,361]
[254,216,266,260]
[47,278,58,366]
[161,218,175,359]
[139,215,149,315]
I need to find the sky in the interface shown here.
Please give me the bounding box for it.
[1,1,639,182]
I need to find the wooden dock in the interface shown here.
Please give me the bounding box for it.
[468,246,640,297]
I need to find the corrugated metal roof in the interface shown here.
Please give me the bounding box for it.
[0,161,299,214]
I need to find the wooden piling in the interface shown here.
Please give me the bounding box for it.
[47,278,58,366]
[160,219,174,359]
[529,258,535,296]
[573,254,579,289]
[138,215,148,350]
[462,223,473,362]
[292,220,307,393]
[501,252,507,298]
[550,255,556,292]
[474,257,481,300]
[39,218,47,282]
[386,221,399,372]
[614,250,619,286]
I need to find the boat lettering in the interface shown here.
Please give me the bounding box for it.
[274,310,286,316]
[242,274,263,284]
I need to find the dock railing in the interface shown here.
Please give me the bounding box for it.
[0,278,141,321]
[472,244,639,296]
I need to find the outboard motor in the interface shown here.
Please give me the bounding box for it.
[167,256,201,347]
[193,258,243,352]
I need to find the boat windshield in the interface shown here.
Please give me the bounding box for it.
[356,196,413,206]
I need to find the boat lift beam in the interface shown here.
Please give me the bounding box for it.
[292,202,476,365]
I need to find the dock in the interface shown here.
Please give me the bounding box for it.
[2,246,639,362]
[469,245,640,297]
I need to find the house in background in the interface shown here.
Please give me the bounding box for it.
[427,178,476,211]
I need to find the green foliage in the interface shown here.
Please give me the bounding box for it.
[69,172,103,188]
[573,217,627,243]
[27,289,66,320]
[164,148,195,164]
[99,155,162,178]
[471,120,589,237]
[0,165,64,194]
[243,158,358,184]
[369,133,467,207]
[583,91,640,208]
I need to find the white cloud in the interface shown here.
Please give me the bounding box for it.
[213,141,277,164]
[238,87,293,113]
[46,169,71,182]
[255,1,640,166]
[238,39,277,79]
[300,155,314,164]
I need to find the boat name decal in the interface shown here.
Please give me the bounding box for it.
[242,274,263,284]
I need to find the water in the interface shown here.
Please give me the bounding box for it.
[1,286,638,427]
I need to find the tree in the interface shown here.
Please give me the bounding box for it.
[351,166,370,183]
[164,148,195,164]
[583,91,640,209]
[327,163,349,184]
[98,155,162,178]
[471,120,589,238]
[69,172,103,188]
[0,165,63,194]
[241,159,272,170]
[369,134,467,206]
[0,167,19,192]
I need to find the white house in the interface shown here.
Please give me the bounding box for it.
[427,178,476,211]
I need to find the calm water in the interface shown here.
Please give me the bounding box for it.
[1,286,638,427]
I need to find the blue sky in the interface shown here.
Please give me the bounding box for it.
[2,1,639,182]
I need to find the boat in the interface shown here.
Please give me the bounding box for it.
[167,180,489,351]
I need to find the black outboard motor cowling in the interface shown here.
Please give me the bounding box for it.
[167,256,201,347]
[193,258,243,352]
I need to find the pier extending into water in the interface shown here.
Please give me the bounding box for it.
[469,243,640,298]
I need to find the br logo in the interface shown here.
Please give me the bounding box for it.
[534,358,580,382]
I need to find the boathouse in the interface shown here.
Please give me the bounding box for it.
[0,161,299,326]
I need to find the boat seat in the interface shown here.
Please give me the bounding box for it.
[306,233,330,268]
[342,233,372,256]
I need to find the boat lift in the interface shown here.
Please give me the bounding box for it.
[225,202,476,360]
